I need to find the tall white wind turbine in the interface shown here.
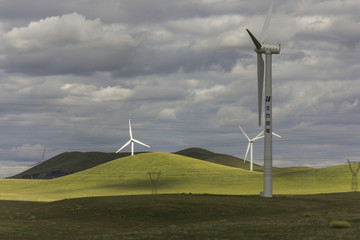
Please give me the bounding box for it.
[116,119,150,156]
[239,125,281,172]
[246,0,280,197]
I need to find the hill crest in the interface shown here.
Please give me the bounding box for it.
[12,148,256,179]
[175,147,262,171]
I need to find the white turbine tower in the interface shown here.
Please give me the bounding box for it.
[239,125,282,172]
[246,0,280,197]
[116,119,150,156]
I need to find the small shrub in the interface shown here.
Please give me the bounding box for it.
[329,220,351,228]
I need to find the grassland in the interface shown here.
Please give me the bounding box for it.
[0,152,358,239]
[0,152,262,201]
[0,193,360,239]
[0,152,353,201]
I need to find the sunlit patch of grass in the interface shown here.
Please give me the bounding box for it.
[329,220,351,228]
[0,152,354,202]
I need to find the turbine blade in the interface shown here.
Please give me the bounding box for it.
[257,53,264,126]
[132,138,151,148]
[253,136,265,141]
[260,0,275,42]
[252,130,265,141]
[272,132,282,138]
[116,140,131,153]
[255,130,264,139]
[244,143,251,162]
[238,125,250,141]
[128,119,133,139]
[246,29,262,50]
[42,144,46,161]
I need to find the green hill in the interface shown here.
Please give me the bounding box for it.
[12,148,260,179]
[0,152,353,202]
[175,147,263,171]
[1,153,262,201]
[11,152,131,179]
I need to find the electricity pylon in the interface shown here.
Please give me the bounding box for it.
[347,160,360,192]
[148,171,161,194]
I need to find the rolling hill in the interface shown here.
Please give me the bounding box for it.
[0,152,353,202]
[12,148,256,179]
[11,151,132,179]
[175,147,263,171]
[2,152,261,201]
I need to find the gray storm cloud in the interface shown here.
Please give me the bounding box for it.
[0,0,359,176]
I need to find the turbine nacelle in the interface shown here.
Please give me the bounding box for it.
[247,29,280,55]
[255,43,280,55]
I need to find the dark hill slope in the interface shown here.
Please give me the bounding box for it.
[11,152,131,179]
[175,148,263,171]
[12,148,261,180]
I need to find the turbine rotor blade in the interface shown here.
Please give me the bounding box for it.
[244,143,251,162]
[272,132,282,138]
[132,138,151,148]
[246,29,262,50]
[255,130,264,139]
[257,53,264,126]
[116,140,131,153]
[128,119,133,139]
[252,130,265,141]
[238,125,250,141]
[260,0,275,42]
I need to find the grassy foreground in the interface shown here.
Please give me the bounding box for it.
[0,193,360,239]
[0,152,353,201]
[0,152,358,239]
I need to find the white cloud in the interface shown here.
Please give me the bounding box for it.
[194,84,227,102]
[132,86,185,101]
[5,12,103,50]
[158,108,177,120]
[168,15,244,37]
[60,83,132,102]
[296,15,333,32]
[2,12,140,75]
[1,144,47,169]
[216,105,257,126]
[0,162,29,178]
[0,0,359,173]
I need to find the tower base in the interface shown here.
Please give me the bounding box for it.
[260,192,273,198]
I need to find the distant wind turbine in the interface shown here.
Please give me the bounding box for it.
[239,125,263,172]
[246,0,280,197]
[116,119,150,156]
[42,144,46,162]
[239,125,281,172]
[28,144,47,168]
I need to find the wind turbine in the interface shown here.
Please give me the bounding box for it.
[246,0,280,197]
[28,144,47,169]
[239,125,281,172]
[116,119,150,156]
[239,125,263,172]
[42,144,46,162]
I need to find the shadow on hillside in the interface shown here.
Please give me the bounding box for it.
[100,178,183,191]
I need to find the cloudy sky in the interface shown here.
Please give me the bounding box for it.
[0,0,359,176]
